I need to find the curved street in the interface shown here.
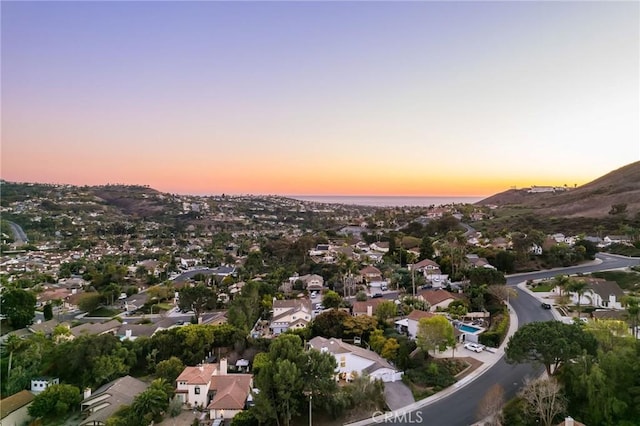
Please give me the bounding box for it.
[355,253,640,426]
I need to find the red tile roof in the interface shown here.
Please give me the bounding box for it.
[207,375,253,410]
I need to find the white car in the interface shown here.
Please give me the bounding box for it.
[464,342,485,353]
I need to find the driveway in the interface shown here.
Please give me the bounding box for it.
[384,380,415,411]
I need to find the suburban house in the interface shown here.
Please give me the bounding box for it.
[30,377,59,394]
[0,390,35,426]
[116,323,158,341]
[28,319,63,338]
[80,375,148,425]
[396,310,436,339]
[603,235,631,246]
[359,266,383,283]
[416,289,458,312]
[411,259,448,285]
[465,254,495,269]
[70,319,121,339]
[369,241,389,253]
[352,298,388,317]
[308,336,403,383]
[269,298,313,335]
[288,273,324,291]
[309,244,330,256]
[568,278,625,310]
[175,359,253,421]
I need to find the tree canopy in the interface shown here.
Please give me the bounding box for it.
[505,321,597,376]
[1,288,36,328]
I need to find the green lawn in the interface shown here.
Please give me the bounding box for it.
[530,282,556,292]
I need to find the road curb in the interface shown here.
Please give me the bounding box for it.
[344,300,519,426]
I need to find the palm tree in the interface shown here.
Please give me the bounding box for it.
[567,279,589,318]
[552,274,572,297]
[4,334,27,378]
[132,387,169,421]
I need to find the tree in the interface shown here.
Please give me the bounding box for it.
[178,284,215,320]
[519,377,566,426]
[467,267,506,287]
[78,292,102,313]
[43,303,53,321]
[1,288,36,328]
[28,384,82,419]
[322,290,342,309]
[505,321,597,376]
[566,279,588,318]
[416,315,455,356]
[375,300,397,324]
[154,356,184,384]
[552,274,572,297]
[476,383,505,426]
[380,338,400,361]
[311,309,349,338]
[132,385,170,423]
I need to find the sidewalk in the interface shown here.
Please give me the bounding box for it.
[345,301,520,426]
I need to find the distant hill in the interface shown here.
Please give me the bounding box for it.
[92,185,171,218]
[477,161,640,218]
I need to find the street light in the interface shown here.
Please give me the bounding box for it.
[303,391,312,426]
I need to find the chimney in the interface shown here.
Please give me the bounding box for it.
[367,305,373,317]
[198,364,204,372]
[83,387,92,399]
[565,417,574,426]
[125,329,132,339]
[220,358,228,375]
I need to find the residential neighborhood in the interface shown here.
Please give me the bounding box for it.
[1,180,640,426]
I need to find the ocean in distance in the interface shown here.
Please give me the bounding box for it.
[287,195,486,208]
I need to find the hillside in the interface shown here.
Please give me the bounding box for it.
[477,161,640,218]
[91,185,174,218]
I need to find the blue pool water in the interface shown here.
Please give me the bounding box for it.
[459,324,482,333]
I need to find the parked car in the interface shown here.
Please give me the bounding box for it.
[372,292,383,298]
[541,302,552,309]
[464,342,485,353]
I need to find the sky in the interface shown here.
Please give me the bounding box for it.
[2,1,639,197]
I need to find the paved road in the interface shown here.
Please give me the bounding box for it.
[7,221,28,245]
[366,253,640,426]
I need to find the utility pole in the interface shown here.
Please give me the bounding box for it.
[410,264,415,297]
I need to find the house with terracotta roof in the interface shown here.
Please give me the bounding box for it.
[352,298,388,317]
[80,375,148,425]
[175,359,253,421]
[308,336,403,383]
[269,298,312,336]
[0,390,35,426]
[416,289,458,312]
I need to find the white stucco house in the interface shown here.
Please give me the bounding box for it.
[568,278,625,310]
[308,336,403,383]
[396,309,436,340]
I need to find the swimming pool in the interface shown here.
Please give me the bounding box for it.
[459,324,482,333]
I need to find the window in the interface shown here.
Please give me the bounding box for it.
[195,387,200,395]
